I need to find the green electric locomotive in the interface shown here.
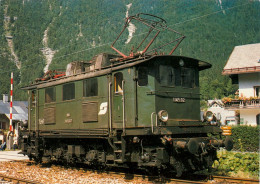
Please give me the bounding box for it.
[19,14,232,176]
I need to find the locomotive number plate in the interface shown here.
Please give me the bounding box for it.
[65,118,73,124]
[173,98,186,103]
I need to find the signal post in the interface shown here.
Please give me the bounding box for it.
[7,72,14,150]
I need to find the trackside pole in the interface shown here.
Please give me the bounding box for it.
[7,72,14,150]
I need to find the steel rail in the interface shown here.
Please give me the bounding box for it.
[108,172,260,184]
[107,171,206,184]
[168,178,205,184]
[0,173,42,184]
[212,175,259,183]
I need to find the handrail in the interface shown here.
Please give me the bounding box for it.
[28,96,31,132]
[108,82,112,133]
[122,80,126,133]
[35,95,37,132]
[151,112,158,133]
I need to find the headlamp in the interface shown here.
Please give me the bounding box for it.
[158,110,168,122]
[203,111,214,122]
[179,59,184,66]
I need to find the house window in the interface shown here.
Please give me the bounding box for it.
[45,87,56,103]
[114,72,123,94]
[254,86,260,97]
[83,78,98,97]
[63,83,75,101]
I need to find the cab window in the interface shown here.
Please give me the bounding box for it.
[158,64,196,88]
[45,87,56,103]
[83,78,98,97]
[181,68,195,88]
[138,66,148,86]
[63,83,75,100]
[159,65,175,86]
[31,90,36,107]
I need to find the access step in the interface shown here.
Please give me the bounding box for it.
[114,159,123,163]
[114,150,122,153]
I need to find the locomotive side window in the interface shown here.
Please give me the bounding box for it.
[181,68,195,88]
[62,83,75,100]
[83,78,98,97]
[45,87,56,103]
[138,66,148,86]
[159,65,175,86]
[31,90,36,107]
[114,72,123,94]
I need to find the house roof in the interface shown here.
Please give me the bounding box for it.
[207,100,224,108]
[222,43,260,75]
[0,101,28,121]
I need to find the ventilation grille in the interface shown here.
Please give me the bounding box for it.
[44,107,55,124]
[82,102,98,122]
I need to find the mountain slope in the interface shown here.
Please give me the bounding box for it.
[0,0,259,100]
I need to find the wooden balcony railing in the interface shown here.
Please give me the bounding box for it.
[224,99,260,109]
[222,66,260,75]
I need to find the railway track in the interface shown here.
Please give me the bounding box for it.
[0,173,258,184]
[0,160,259,183]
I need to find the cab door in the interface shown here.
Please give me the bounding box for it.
[112,72,124,128]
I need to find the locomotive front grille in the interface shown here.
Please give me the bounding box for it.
[44,107,56,124]
[82,102,98,122]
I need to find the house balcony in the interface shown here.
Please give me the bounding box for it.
[223,99,260,110]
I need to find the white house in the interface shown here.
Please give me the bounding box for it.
[207,100,237,125]
[222,43,260,126]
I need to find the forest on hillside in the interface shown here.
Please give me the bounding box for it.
[0,0,259,101]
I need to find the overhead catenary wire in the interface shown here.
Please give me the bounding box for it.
[0,1,253,74]
[171,2,251,27]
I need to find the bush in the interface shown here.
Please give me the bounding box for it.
[230,126,259,152]
[213,150,259,179]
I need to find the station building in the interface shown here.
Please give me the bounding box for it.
[0,94,28,144]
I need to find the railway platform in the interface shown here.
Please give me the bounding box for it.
[0,150,28,162]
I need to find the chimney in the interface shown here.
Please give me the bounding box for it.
[3,94,8,103]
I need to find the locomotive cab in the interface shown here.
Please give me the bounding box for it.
[136,56,210,129]
[126,55,232,175]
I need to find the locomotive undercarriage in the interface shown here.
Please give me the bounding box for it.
[20,128,226,176]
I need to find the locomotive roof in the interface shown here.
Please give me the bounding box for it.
[22,55,211,90]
